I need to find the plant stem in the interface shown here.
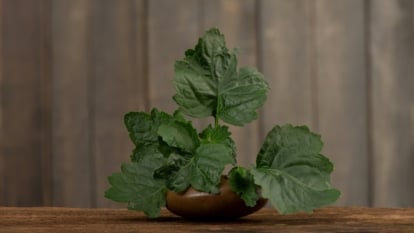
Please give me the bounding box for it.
[214,116,219,127]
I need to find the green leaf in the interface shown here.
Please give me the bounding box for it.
[153,153,190,189]
[156,123,236,193]
[251,168,340,214]
[125,108,189,161]
[191,144,236,192]
[172,110,187,122]
[105,154,166,218]
[252,124,340,214]
[217,67,268,125]
[111,108,188,217]
[173,28,269,126]
[158,120,200,153]
[130,144,160,162]
[228,166,260,207]
[167,143,236,193]
[199,124,236,158]
[124,108,173,147]
[124,112,156,146]
[107,28,341,219]
[164,159,192,192]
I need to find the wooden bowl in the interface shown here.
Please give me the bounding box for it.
[166,176,267,220]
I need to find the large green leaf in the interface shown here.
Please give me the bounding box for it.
[125,108,188,161]
[217,67,268,125]
[199,124,236,158]
[130,144,160,162]
[250,168,340,214]
[156,123,237,193]
[124,108,173,147]
[124,111,156,146]
[111,108,191,218]
[105,154,166,218]
[228,166,260,207]
[173,28,269,126]
[158,120,200,153]
[191,144,236,193]
[166,143,235,193]
[252,124,340,214]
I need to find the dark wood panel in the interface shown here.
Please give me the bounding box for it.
[133,0,149,111]
[315,0,369,205]
[259,0,316,136]
[0,155,3,204]
[0,0,4,205]
[201,0,260,166]
[51,0,93,207]
[0,0,50,206]
[91,0,146,208]
[2,207,414,233]
[370,0,414,207]
[39,0,52,207]
[147,0,199,113]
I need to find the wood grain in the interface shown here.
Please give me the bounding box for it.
[51,0,93,207]
[370,0,414,207]
[0,0,50,206]
[90,0,146,208]
[39,0,52,207]
[147,0,199,113]
[133,0,150,111]
[314,0,369,206]
[1,207,414,233]
[0,0,4,205]
[259,0,316,133]
[1,0,414,209]
[201,0,260,166]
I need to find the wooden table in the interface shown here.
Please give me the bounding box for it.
[1,207,414,233]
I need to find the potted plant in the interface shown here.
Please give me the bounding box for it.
[105,28,340,219]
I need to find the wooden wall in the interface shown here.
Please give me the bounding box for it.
[0,0,413,208]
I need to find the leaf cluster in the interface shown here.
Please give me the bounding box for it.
[105,28,340,218]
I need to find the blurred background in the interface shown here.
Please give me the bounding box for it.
[0,0,413,208]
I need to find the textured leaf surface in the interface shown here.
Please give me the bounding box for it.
[228,166,259,207]
[105,154,166,218]
[130,144,160,162]
[167,143,235,193]
[124,109,173,147]
[252,124,340,214]
[158,120,200,153]
[173,28,269,126]
[199,125,236,158]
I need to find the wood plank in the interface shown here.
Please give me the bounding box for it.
[39,0,52,207]
[201,0,260,166]
[91,0,146,208]
[0,0,50,206]
[370,0,414,207]
[259,0,316,137]
[0,156,3,205]
[133,0,149,111]
[0,0,2,132]
[51,0,93,207]
[1,207,414,233]
[314,0,369,206]
[0,0,4,205]
[147,0,199,113]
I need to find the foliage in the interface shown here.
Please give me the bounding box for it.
[105,28,340,218]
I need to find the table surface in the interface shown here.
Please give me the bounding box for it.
[1,207,414,233]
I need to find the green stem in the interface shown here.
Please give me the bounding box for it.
[214,116,219,127]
